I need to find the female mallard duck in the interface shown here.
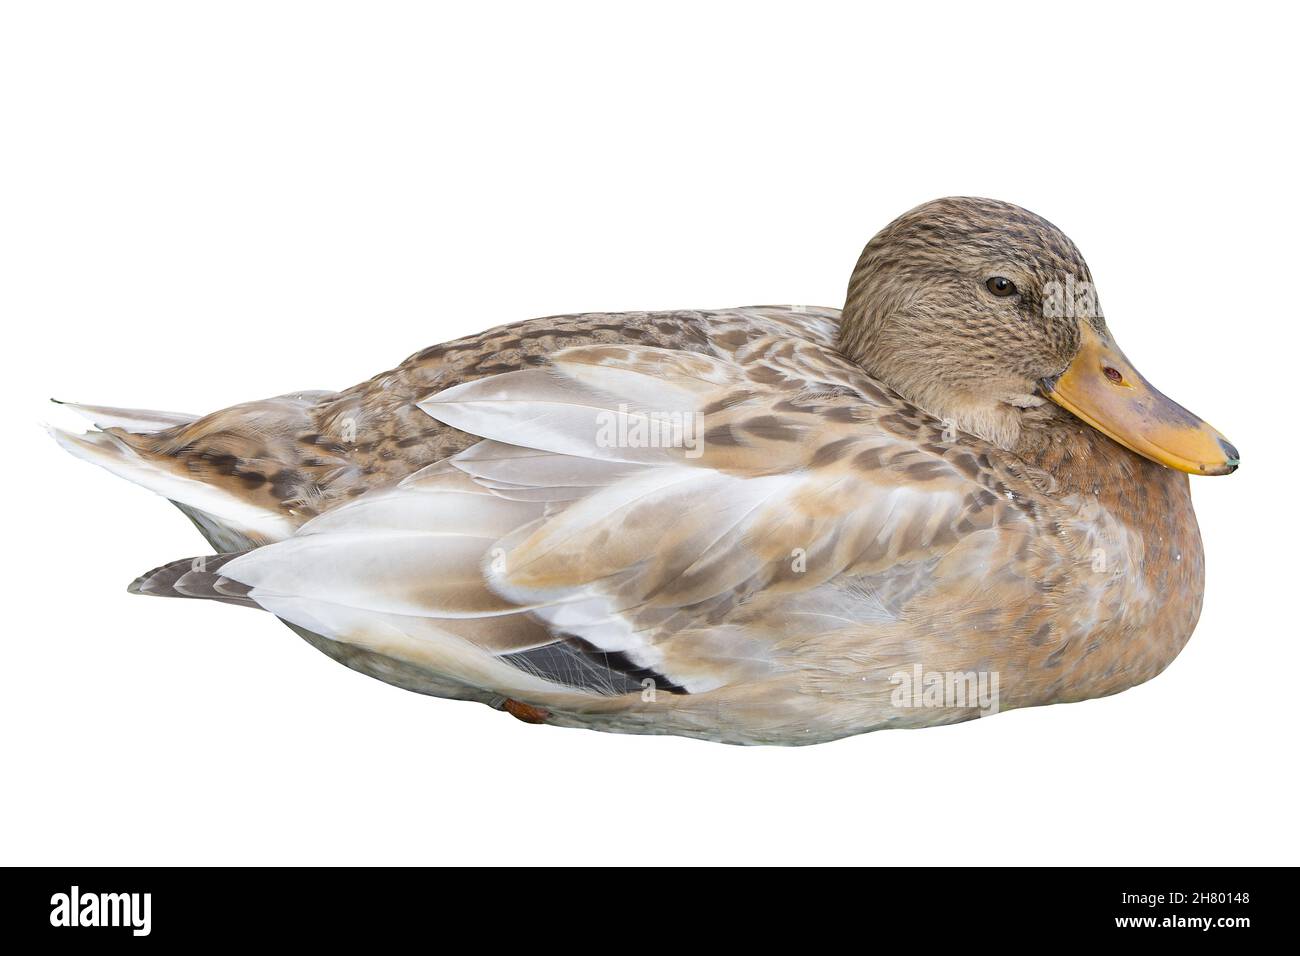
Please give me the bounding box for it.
[52,198,1237,745]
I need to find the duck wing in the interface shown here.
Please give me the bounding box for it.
[130,339,1033,705]
[48,309,836,550]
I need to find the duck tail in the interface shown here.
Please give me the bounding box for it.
[47,396,303,550]
[127,552,260,608]
[49,399,200,433]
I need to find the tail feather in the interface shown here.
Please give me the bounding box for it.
[48,405,300,549]
[48,391,351,550]
[50,399,199,434]
[128,553,260,608]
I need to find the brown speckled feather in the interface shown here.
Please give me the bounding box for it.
[108,309,812,525]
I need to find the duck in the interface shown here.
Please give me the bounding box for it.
[50,197,1238,745]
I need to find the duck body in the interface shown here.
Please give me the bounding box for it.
[53,302,1206,745]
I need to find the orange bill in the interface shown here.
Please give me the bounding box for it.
[1040,324,1238,476]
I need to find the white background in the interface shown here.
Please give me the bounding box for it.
[2,2,1296,866]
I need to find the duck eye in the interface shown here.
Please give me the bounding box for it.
[986,276,1017,297]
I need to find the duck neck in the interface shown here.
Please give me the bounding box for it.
[1010,402,1170,502]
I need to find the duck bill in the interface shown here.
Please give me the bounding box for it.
[1040,324,1239,475]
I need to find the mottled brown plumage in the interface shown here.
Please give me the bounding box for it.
[52,197,1232,745]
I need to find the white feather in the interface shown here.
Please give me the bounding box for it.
[52,400,199,433]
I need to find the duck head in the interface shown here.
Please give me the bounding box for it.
[838,197,1238,476]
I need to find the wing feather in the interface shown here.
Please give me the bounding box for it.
[207,340,1016,701]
